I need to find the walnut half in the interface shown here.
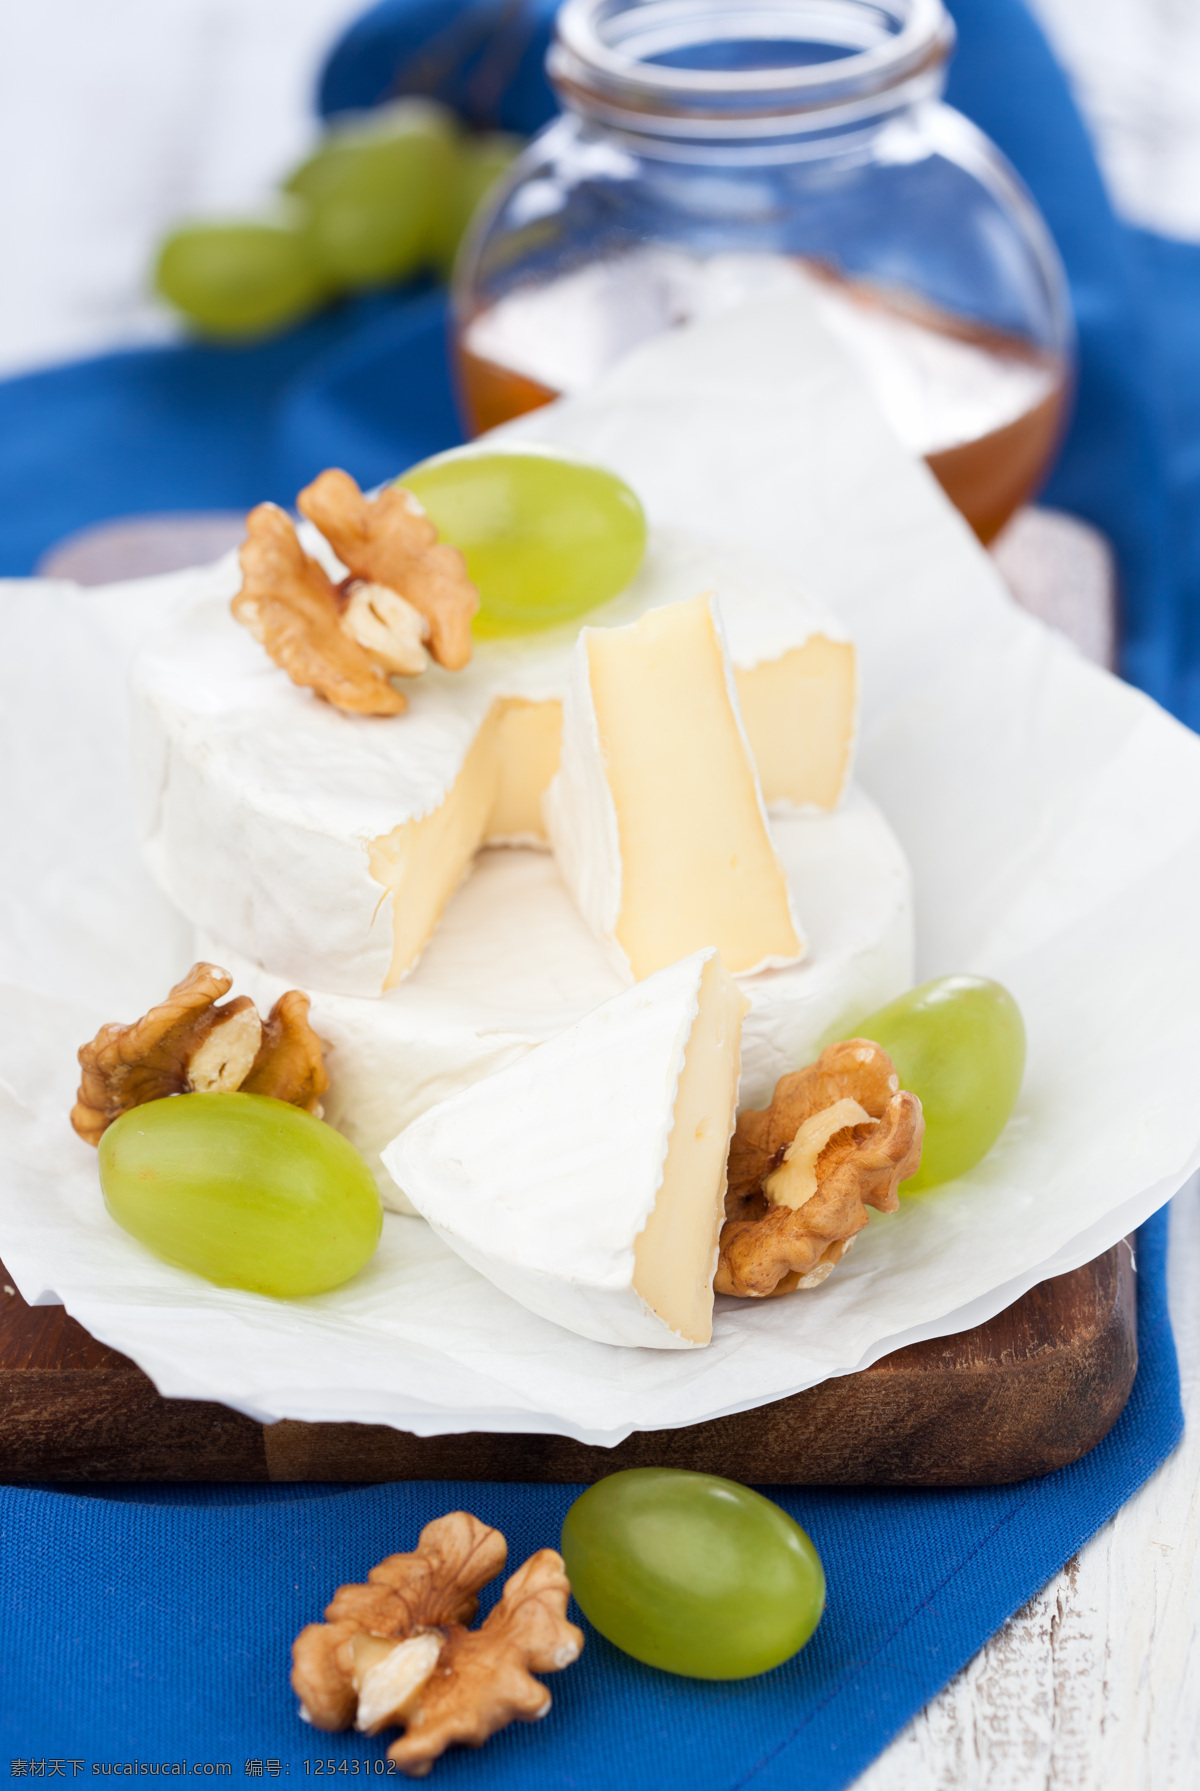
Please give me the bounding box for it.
[233,503,407,717]
[70,963,329,1146]
[291,1513,583,1777]
[716,1038,924,1299]
[298,469,479,672]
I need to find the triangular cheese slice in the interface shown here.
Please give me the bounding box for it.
[545,594,805,981]
[382,948,749,1348]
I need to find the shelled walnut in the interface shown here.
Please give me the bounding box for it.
[291,1512,583,1777]
[717,1038,924,1299]
[70,962,328,1145]
[298,468,478,673]
[231,470,479,714]
[233,502,409,716]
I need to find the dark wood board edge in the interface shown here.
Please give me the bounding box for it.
[0,1245,1136,1486]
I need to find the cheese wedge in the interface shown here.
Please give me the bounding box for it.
[545,595,804,981]
[382,949,749,1348]
[735,636,856,812]
[619,532,858,815]
[204,788,913,1213]
[134,530,852,997]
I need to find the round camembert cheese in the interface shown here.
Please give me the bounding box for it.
[136,529,857,998]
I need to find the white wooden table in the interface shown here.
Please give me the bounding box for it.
[856,1176,1199,1788]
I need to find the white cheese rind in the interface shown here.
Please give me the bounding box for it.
[134,529,855,997]
[134,599,496,997]
[203,788,911,1215]
[540,630,625,968]
[381,950,742,1348]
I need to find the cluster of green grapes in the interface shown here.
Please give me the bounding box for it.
[155,99,519,340]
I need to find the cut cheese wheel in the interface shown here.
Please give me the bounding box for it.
[735,636,856,812]
[135,529,854,997]
[202,788,912,1215]
[546,594,804,981]
[382,949,749,1349]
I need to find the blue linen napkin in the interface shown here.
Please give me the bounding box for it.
[0,1,1194,1780]
[0,1208,1180,1782]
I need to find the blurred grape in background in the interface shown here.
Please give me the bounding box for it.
[0,0,523,369]
[0,0,379,375]
[154,98,519,340]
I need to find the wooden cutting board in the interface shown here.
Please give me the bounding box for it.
[6,512,1128,1488]
[0,1242,1136,1485]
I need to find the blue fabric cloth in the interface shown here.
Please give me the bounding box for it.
[318,0,560,132]
[0,286,464,578]
[0,0,1195,1779]
[0,1209,1181,1782]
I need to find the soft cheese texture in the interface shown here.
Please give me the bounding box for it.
[382,949,748,1348]
[735,637,856,811]
[134,530,854,996]
[202,788,912,1214]
[487,698,564,843]
[546,596,805,981]
[631,953,747,1343]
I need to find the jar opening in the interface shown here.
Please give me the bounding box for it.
[550,0,954,137]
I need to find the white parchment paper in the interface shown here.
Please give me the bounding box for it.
[3,289,1200,1447]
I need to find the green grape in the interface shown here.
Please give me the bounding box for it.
[287,99,458,288]
[430,133,522,278]
[561,1469,825,1679]
[154,215,328,339]
[399,448,647,635]
[856,975,1026,1190]
[98,1093,382,1298]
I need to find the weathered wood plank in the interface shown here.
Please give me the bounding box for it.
[0,1245,1135,1484]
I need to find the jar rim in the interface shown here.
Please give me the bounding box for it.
[550,0,955,125]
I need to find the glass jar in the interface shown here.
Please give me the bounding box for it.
[452,0,1073,543]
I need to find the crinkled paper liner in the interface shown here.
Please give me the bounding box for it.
[2,290,1199,1447]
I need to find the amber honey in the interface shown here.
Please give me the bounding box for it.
[454,254,1068,545]
[924,384,1066,544]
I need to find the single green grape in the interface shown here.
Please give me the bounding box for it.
[286,99,458,288]
[399,448,647,635]
[857,975,1026,1190]
[154,215,328,339]
[98,1093,382,1298]
[561,1469,825,1679]
[429,132,522,278]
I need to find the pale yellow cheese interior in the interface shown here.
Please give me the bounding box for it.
[633,953,749,1345]
[587,597,803,979]
[367,616,852,988]
[485,698,562,843]
[368,705,505,990]
[735,636,856,810]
